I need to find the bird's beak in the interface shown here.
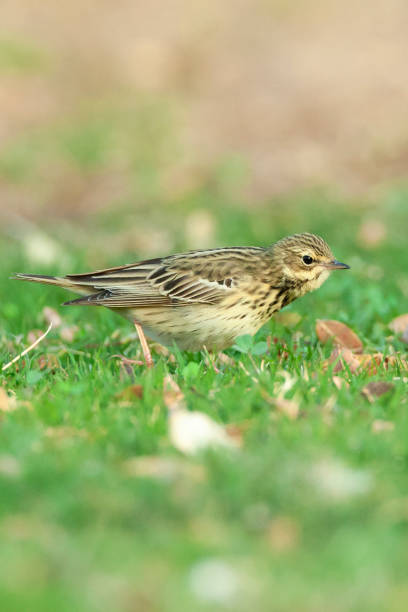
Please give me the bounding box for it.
[325,260,350,270]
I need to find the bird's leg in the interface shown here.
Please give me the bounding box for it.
[134,322,154,368]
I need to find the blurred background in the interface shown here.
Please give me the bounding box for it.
[0,0,407,263]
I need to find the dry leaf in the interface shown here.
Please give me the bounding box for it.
[316,319,363,353]
[355,353,385,376]
[389,314,408,335]
[163,375,240,453]
[225,421,251,445]
[324,348,406,377]
[384,355,408,370]
[115,385,144,402]
[169,409,240,454]
[0,388,17,412]
[37,354,59,371]
[372,419,395,433]
[273,398,299,420]
[42,306,62,328]
[361,381,395,402]
[323,347,360,373]
[332,376,349,390]
[163,375,185,411]
[357,354,408,375]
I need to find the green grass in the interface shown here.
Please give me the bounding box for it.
[1,194,408,611]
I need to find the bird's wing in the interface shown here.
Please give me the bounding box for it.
[63,247,264,307]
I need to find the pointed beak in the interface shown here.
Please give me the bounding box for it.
[325,260,350,270]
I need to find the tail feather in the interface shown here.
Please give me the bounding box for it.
[11,273,90,297]
[12,273,67,287]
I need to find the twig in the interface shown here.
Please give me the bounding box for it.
[2,323,53,372]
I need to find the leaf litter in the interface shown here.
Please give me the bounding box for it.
[361,381,395,403]
[163,375,241,454]
[316,319,363,353]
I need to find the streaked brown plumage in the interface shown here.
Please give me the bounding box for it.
[13,233,349,354]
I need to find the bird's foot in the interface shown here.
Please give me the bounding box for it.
[134,322,154,368]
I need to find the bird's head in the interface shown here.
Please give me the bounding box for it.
[269,233,349,294]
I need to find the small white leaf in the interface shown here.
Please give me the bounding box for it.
[169,409,239,455]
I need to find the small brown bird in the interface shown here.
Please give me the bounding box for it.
[13,233,349,366]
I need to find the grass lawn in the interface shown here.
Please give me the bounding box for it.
[1,193,408,611]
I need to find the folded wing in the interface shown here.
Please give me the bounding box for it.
[63,247,263,307]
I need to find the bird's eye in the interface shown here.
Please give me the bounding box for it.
[302,255,314,265]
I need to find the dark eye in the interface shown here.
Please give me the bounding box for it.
[302,255,314,265]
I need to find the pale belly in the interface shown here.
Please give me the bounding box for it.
[113,304,268,351]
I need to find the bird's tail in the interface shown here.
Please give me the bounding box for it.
[11,273,89,296]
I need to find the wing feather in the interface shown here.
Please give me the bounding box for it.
[62,247,265,308]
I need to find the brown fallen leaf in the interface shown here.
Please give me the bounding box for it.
[357,353,408,375]
[355,353,385,376]
[362,381,395,402]
[37,354,60,372]
[389,314,408,335]
[324,348,407,377]
[384,355,408,370]
[323,347,361,373]
[115,385,144,402]
[372,419,395,433]
[316,320,363,353]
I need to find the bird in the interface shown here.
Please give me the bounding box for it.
[13,233,349,367]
